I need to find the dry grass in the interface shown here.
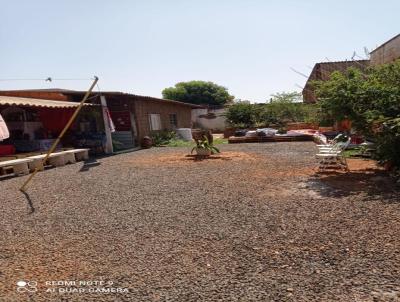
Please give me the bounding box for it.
[127,151,260,166]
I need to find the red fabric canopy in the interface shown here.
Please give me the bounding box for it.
[0,145,15,156]
[38,108,75,133]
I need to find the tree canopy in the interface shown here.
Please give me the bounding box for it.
[225,92,320,129]
[162,81,234,106]
[314,60,400,168]
[268,91,303,103]
[225,101,256,128]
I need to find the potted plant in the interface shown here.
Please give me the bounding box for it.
[191,135,220,156]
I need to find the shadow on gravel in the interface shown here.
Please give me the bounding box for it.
[308,169,399,200]
[20,190,35,214]
[184,154,234,162]
[0,174,17,181]
[79,158,101,172]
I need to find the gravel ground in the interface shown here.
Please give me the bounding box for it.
[0,142,399,301]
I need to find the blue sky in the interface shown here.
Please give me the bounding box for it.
[0,0,399,102]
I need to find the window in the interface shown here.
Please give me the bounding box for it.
[149,114,161,131]
[169,113,178,128]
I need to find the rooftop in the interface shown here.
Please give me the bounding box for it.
[370,33,400,54]
[0,95,94,108]
[0,89,205,109]
[314,59,369,65]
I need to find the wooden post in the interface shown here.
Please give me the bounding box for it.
[19,77,99,192]
[100,95,114,154]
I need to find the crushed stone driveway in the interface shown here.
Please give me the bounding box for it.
[1,142,399,301]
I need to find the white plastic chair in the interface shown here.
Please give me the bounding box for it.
[318,140,348,153]
[316,138,350,171]
[316,133,345,147]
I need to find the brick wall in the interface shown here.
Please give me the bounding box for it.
[303,60,369,103]
[132,98,193,141]
[370,35,400,65]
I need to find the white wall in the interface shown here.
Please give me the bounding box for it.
[192,108,227,131]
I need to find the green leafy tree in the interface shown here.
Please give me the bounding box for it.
[314,68,370,131]
[314,60,400,168]
[268,91,303,103]
[162,81,234,106]
[261,91,320,126]
[225,101,258,128]
[225,92,322,129]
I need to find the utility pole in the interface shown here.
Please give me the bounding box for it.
[20,76,99,192]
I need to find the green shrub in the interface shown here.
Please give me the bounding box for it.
[150,130,176,146]
[374,118,400,167]
[225,101,258,128]
[225,93,323,129]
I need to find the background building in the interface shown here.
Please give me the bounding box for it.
[0,89,202,152]
[370,34,400,65]
[302,60,370,103]
[303,33,400,103]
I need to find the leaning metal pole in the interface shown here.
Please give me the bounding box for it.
[19,76,99,192]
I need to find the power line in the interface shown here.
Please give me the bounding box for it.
[0,77,95,82]
[289,67,309,79]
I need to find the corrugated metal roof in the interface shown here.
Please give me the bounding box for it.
[63,90,206,108]
[0,96,94,108]
[0,89,206,108]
